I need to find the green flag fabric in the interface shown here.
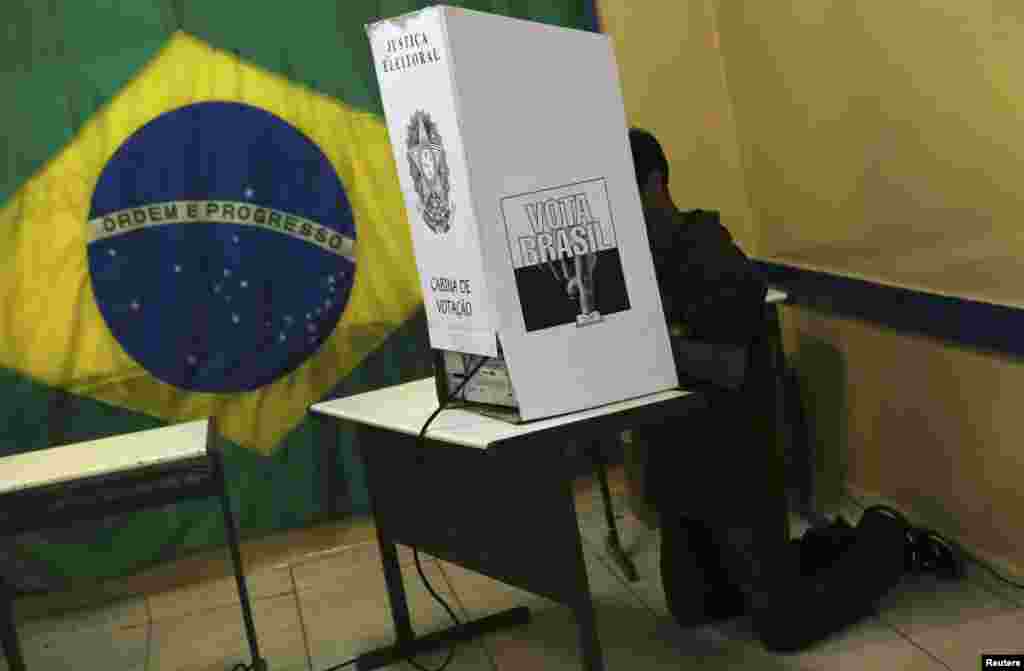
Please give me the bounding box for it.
[1,0,597,589]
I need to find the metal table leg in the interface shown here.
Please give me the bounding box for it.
[211,448,267,671]
[0,580,25,671]
[568,515,607,671]
[588,444,639,582]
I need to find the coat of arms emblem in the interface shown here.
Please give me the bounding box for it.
[406,110,454,234]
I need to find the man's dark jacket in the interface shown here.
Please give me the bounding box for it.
[641,207,784,529]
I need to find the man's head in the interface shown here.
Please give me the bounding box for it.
[629,128,673,212]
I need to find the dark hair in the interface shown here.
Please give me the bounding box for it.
[628,128,669,191]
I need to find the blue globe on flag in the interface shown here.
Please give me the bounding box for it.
[86,101,356,393]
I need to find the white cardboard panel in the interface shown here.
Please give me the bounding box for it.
[368,8,498,357]
[368,6,678,420]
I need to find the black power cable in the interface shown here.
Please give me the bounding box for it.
[321,355,489,671]
[402,354,489,671]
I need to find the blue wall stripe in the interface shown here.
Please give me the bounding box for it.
[756,260,1024,358]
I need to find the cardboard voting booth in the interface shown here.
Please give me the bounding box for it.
[367,6,678,421]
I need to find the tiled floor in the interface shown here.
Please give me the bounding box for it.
[4,469,1022,670]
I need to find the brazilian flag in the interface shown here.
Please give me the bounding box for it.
[1,1,598,587]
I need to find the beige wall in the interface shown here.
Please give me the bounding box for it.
[601,0,1024,576]
[780,305,1024,577]
[713,1,1024,308]
[599,0,756,252]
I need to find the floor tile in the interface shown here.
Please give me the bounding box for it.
[573,464,627,515]
[291,540,422,593]
[877,571,1019,638]
[113,517,377,607]
[576,506,662,613]
[239,515,379,569]
[439,539,718,671]
[147,558,293,622]
[713,613,946,671]
[793,635,948,670]
[0,617,148,671]
[149,593,309,671]
[437,560,551,618]
[577,541,652,603]
[360,643,495,671]
[12,582,140,625]
[576,496,657,585]
[15,595,149,638]
[575,496,621,533]
[612,534,669,616]
[297,554,490,670]
[911,608,1024,670]
[484,594,790,671]
[577,495,656,552]
[968,560,1024,608]
[439,540,639,622]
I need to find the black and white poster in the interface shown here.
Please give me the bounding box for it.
[502,178,630,332]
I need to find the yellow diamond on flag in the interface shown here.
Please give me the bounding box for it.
[0,32,420,454]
